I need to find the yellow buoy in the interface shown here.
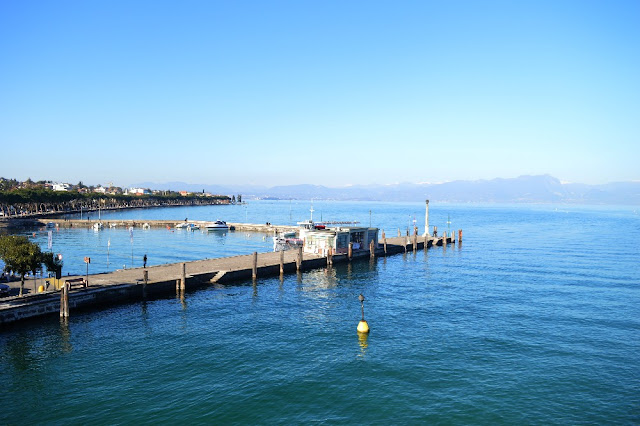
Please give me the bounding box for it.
[357,319,370,334]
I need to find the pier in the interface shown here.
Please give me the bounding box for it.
[0,222,459,325]
[32,218,298,234]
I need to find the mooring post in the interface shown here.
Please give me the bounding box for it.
[252,251,258,280]
[327,246,333,266]
[369,239,375,258]
[459,229,463,243]
[383,236,387,255]
[443,230,447,246]
[279,249,285,275]
[297,246,303,271]
[404,238,408,253]
[143,270,148,298]
[180,262,186,291]
[348,242,353,260]
[60,282,69,318]
[397,229,401,237]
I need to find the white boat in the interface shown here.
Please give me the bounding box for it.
[175,222,189,229]
[206,220,229,230]
[142,223,151,229]
[186,223,200,231]
[92,222,103,230]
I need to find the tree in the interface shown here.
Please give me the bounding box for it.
[42,251,63,278]
[0,236,43,296]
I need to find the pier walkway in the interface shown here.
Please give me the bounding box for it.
[0,227,455,325]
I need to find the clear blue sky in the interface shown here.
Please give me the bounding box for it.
[1,0,638,188]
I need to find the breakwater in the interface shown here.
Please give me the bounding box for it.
[35,218,298,234]
[0,230,453,325]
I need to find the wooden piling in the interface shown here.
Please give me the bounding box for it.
[443,231,447,246]
[383,237,387,255]
[370,239,375,258]
[297,246,303,271]
[252,252,258,279]
[459,229,463,243]
[60,282,69,318]
[279,249,285,275]
[348,242,353,260]
[180,262,186,291]
[143,270,148,297]
[327,246,333,266]
[412,233,417,251]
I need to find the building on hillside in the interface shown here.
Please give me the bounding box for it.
[53,183,71,191]
[94,186,107,194]
[125,187,152,196]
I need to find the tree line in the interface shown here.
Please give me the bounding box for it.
[0,188,231,218]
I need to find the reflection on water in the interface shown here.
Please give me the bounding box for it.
[59,319,73,354]
[357,332,369,358]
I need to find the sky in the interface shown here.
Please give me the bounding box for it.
[1,0,639,188]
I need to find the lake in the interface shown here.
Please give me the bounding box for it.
[1,201,639,424]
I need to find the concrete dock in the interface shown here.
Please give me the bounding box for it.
[0,226,456,325]
[35,218,298,234]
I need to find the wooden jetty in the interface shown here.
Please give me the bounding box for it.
[0,223,460,325]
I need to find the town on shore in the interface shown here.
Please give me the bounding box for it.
[0,177,241,220]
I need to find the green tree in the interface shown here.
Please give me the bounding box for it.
[42,251,63,278]
[0,236,43,296]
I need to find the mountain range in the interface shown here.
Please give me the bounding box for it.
[133,175,640,205]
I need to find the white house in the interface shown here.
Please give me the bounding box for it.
[53,183,71,191]
[125,187,152,196]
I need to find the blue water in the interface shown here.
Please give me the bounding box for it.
[1,201,639,424]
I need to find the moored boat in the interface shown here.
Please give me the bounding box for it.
[206,220,228,230]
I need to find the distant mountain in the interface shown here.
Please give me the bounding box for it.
[132,175,640,205]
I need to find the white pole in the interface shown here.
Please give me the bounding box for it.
[423,199,430,237]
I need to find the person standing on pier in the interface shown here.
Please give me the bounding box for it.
[143,254,147,268]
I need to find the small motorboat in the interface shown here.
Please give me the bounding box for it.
[186,223,200,231]
[206,220,229,231]
[92,222,103,230]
